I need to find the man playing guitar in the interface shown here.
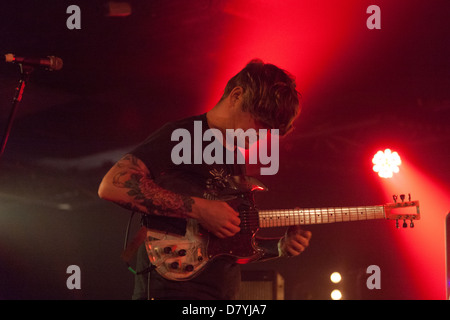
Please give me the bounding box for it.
[98,59,312,300]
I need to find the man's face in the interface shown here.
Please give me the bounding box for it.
[225,87,274,149]
[230,109,272,149]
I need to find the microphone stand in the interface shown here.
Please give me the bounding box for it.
[0,64,34,160]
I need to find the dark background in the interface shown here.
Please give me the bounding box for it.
[0,0,449,300]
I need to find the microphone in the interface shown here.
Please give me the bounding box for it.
[4,53,63,71]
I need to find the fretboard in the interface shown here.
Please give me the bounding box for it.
[258,206,386,228]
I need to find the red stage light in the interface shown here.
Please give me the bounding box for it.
[377,157,450,299]
[372,149,401,178]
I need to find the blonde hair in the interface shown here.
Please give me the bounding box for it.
[221,59,301,135]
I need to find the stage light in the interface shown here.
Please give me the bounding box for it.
[330,289,342,300]
[377,157,450,299]
[330,272,342,284]
[372,149,401,178]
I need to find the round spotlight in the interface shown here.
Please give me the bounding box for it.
[372,148,401,178]
[330,272,342,284]
[330,289,342,300]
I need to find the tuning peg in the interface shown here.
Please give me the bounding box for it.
[410,219,415,228]
[400,194,405,202]
[408,193,411,201]
[396,219,399,228]
[402,219,407,228]
[393,195,398,203]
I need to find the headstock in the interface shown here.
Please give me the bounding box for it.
[384,193,420,228]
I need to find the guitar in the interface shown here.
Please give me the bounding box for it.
[144,176,420,281]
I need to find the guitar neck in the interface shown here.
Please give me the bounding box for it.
[258,205,386,228]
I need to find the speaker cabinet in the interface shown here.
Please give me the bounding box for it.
[238,270,285,300]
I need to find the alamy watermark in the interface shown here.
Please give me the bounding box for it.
[170,121,280,175]
[66,265,81,290]
[366,5,381,30]
[366,264,381,289]
[66,5,81,30]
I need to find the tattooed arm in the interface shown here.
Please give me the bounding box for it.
[99,154,194,218]
[98,154,241,238]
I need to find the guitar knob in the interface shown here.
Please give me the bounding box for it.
[163,247,172,254]
[170,262,179,269]
[178,249,186,256]
[185,265,194,272]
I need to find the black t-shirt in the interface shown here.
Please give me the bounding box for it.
[130,113,244,300]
